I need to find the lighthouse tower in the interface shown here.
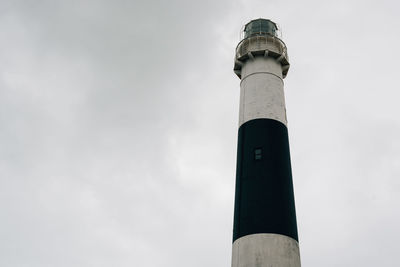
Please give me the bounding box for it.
[231,19,300,267]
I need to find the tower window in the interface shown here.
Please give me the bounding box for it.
[254,148,262,160]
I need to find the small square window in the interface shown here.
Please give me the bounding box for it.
[254,148,262,160]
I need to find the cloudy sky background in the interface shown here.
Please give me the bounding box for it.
[1,0,400,266]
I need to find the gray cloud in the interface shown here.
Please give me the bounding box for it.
[1,0,400,266]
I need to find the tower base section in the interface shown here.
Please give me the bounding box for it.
[232,233,300,267]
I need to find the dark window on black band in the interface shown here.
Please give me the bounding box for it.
[254,148,262,160]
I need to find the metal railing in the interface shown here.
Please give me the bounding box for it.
[235,34,288,60]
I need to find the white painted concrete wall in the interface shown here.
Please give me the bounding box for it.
[239,56,287,127]
[232,234,301,267]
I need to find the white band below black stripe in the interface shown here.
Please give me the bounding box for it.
[232,233,300,267]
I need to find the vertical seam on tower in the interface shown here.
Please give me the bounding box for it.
[241,81,246,126]
[237,124,244,238]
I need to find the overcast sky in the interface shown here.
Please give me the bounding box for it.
[1,0,400,266]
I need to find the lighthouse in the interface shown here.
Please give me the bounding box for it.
[231,19,301,267]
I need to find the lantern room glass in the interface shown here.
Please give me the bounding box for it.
[243,19,278,39]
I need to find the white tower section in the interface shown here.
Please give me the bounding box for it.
[239,56,287,127]
[234,30,290,128]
